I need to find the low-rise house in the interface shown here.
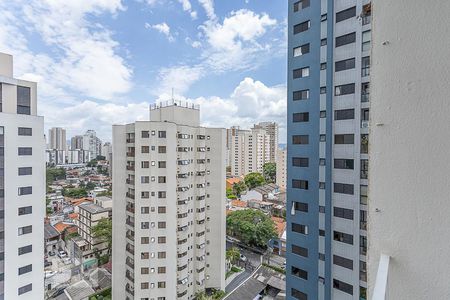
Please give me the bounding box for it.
[270,217,287,256]
[226,177,242,190]
[241,183,280,202]
[88,187,108,198]
[44,224,61,254]
[229,199,248,212]
[47,192,65,212]
[248,199,274,214]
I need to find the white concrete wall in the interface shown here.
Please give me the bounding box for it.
[368,1,450,299]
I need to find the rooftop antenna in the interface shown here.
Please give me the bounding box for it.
[171,88,174,101]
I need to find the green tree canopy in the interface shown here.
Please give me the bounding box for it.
[85,182,96,191]
[226,188,237,199]
[244,172,265,190]
[63,187,88,198]
[226,209,277,249]
[92,218,112,255]
[226,247,240,264]
[263,162,276,183]
[232,181,247,197]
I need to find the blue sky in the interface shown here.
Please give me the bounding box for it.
[0,0,288,143]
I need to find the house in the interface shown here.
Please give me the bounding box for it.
[229,200,248,212]
[247,199,274,214]
[270,217,287,256]
[226,177,242,190]
[44,224,61,254]
[241,183,279,202]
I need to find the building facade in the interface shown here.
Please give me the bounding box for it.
[71,135,83,150]
[276,147,287,192]
[83,130,102,160]
[253,122,279,163]
[0,52,45,299]
[48,127,66,151]
[112,101,226,300]
[286,1,371,299]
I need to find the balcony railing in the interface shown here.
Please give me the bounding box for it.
[126,139,135,143]
[372,254,390,300]
[360,246,367,256]
[126,219,135,227]
[125,271,134,282]
[361,170,369,180]
[362,15,371,25]
[126,232,135,241]
[126,152,135,157]
[126,192,135,200]
[126,165,135,171]
[126,179,135,185]
[126,258,135,269]
[360,221,367,230]
[126,206,135,213]
[125,285,134,296]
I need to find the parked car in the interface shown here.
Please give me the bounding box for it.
[62,257,71,265]
[57,250,67,258]
[240,254,247,262]
[44,260,52,268]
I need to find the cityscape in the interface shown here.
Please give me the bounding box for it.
[0,1,448,300]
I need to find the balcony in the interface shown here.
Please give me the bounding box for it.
[126,138,135,143]
[126,257,135,269]
[126,152,135,157]
[126,231,135,241]
[360,221,367,231]
[125,284,134,296]
[178,173,189,179]
[125,270,134,282]
[126,192,135,200]
[196,171,206,176]
[126,205,135,213]
[178,199,189,205]
[126,219,135,227]
[178,290,188,298]
[126,165,135,171]
[126,179,135,185]
[361,170,369,180]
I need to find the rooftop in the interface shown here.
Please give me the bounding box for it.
[79,202,108,214]
[44,224,60,240]
[150,99,199,111]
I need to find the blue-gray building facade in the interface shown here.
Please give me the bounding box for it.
[286,0,371,299]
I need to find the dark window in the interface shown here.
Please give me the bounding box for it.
[292,157,309,167]
[361,82,370,102]
[18,186,32,196]
[320,63,327,70]
[335,134,354,144]
[361,159,369,179]
[18,264,32,275]
[336,6,356,23]
[18,283,32,295]
[293,67,310,79]
[18,127,32,136]
[293,179,308,190]
[334,183,354,195]
[292,135,309,145]
[292,245,308,257]
[158,161,166,168]
[294,202,308,212]
[19,245,33,255]
[334,207,354,220]
[292,266,308,280]
[362,56,370,76]
[292,223,308,235]
[18,147,32,156]
[334,108,355,120]
[293,112,309,122]
[141,146,150,153]
[17,86,31,115]
[158,176,166,183]
[293,44,310,57]
[293,90,309,101]
[18,167,32,176]
[293,0,310,12]
[292,288,308,300]
[141,131,149,138]
[334,231,353,245]
[18,206,32,216]
[319,229,325,236]
[158,131,166,138]
[320,110,326,118]
[335,58,355,72]
[321,38,327,46]
[294,20,310,34]
[158,191,166,199]
[319,206,325,213]
[158,146,166,153]
[336,32,356,47]
[333,279,353,295]
[320,86,326,94]
[335,83,355,96]
[334,159,354,169]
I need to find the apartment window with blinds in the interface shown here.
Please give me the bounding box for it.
[18,127,32,136]
[293,44,310,57]
[18,186,32,195]
[334,109,354,120]
[292,157,309,167]
[18,245,32,255]
[18,283,32,295]
[334,159,354,169]
[293,112,309,122]
[334,231,353,245]
[294,202,308,212]
[18,167,32,176]
[18,206,32,216]
[292,135,309,145]
[333,255,353,270]
[294,20,310,34]
[335,83,355,96]
[292,245,308,257]
[334,207,354,220]
[334,183,354,195]
[292,266,308,280]
[293,67,310,79]
[335,58,355,72]
[18,147,32,156]
[17,86,31,115]
[291,288,308,300]
[335,134,354,144]
[293,89,309,101]
[292,223,308,235]
[335,32,356,47]
[18,225,32,235]
[293,0,310,12]
[293,179,308,190]
[333,279,353,295]
[336,6,356,23]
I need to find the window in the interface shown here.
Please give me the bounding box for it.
[333,279,353,295]
[141,252,149,259]
[158,267,166,273]
[361,134,369,154]
[294,20,310,34]
[293,112,309,122]
[18,186,32,195]
[158,161,166,168]
[320,134,326,142]
[141,146,150,153]
[141,267,149,274]
[320,110,326,118]
[292,157,308,167]
[18,264,32,275]
[334,231,353,245]
[334,108,355,121]
[18,245,32,255]
[321,14,327,21]
[336,32,356,47]
[18,127,32,136]
[291,288,308,300]
[335,83,355,96]
[158,251,166,259]
[141,191,150,199]
[18,147,32,156]
[141,161,149,168]
[293,67,310,79]
[335,134,354,144]
[319,182,325,189]
[362,56,370,76]
[158,191,166,198]
[293,0,309,12]
[293,44,310,57]
[360,210,367,230]
[141,131,149,138]
[141,282,149,289]
[158,131,166,138]
[335,58,355,72]
[18,283,32,295]
[18,206,32,216]
[292,179,308,190]
[334,159,354,169]
[319,253,325,261]
[293,90,309,101]
[158,236,166,244]
[158,146,166,153]
[320,63,327,70]
[361,159,369,179]
[18,167,32,176]
[319,229,325,236]
[321,38,327,46]
[291,266,308,280]
[292,135,309,145]
[336,6,356,23]
[141,222,149,229]
[334,207,354,220]
[360,236,367,255]
[360,185,368,205]
[294,202,308,212]
[141,176,149,184]
[292,223,308,235]
[158,222,166,229]
[141,237,149,244]
[361,82,370,102]
[17,86,31,115]
[158,282,166,288]
[158,206,166,213]
[319,158,326,166]
[320,86,326,94]
[141,207,149,214]
[158,176,166,183]
[362,3,372,25]
[319,205,325,213]
[362,30,371,52]
[292,245,308,257]
[334,183,354,195]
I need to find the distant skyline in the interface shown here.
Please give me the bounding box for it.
[0,0,288,143]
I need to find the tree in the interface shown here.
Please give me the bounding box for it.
[244,172,265,190]
[63,187,88,198]
[226,209,277,249]
[226,188,237,199]
[263,162,276,183]
[92,218,112,256]
[232,181,247,197]
[85,182,96,191]
[226,247,240,264]
[46,167,66,191]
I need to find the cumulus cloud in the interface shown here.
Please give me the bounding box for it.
[156,65,204,95]
[177,0,198,19]
[197,0,216,20]
[146,22,175,42]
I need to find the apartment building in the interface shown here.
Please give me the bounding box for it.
[230,126,271,177]
[71,135,83,150]
[48,127,67,151]
[83,130,102,160]
[0,52,45,299]
[112,101,226,300]
[286,1,371,299]
[276,148,286,192]
[253,122,279,162]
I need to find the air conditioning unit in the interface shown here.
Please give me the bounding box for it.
[361,121,370,128]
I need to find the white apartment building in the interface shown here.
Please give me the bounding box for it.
[0,52,44,299]
[276,148,286,192]
[83,130,102,160]
[253,122,279,163]
[230,126,271,177]
[112,101,226,300]
[48,127,66,151]
[71,135,83,150]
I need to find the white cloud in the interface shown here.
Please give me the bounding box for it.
[197,0,216,20]
[146,22,175,42]
[156,65,204,95]
[177,0,198,20]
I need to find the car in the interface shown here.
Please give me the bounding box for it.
[48,251,55,256]
[62,257,71,265]
[57,250,67,258]
[44,260,52,268]
[44,270,57,278]
[240,254,247,262]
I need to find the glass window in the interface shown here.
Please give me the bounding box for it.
[293,44,310,57]
[335,58,355,72]
[335,32,356,47]
[293,112,309,122]
[336,6,356,23]
[293,0,310,12]
[293,67,310,79]
[18,127,32,136]
[334,207,354,220]
[294,20,310,34]
[334,109,355,120]
[293,90,309,101]
[335,83,355,96]
[362,30,371,52]
[17,86,31,115]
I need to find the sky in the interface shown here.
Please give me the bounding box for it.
[0,0,288,143]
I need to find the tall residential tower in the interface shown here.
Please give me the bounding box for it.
[112,101,226,300]
[0,53,45,299]
[286,1,371,299]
